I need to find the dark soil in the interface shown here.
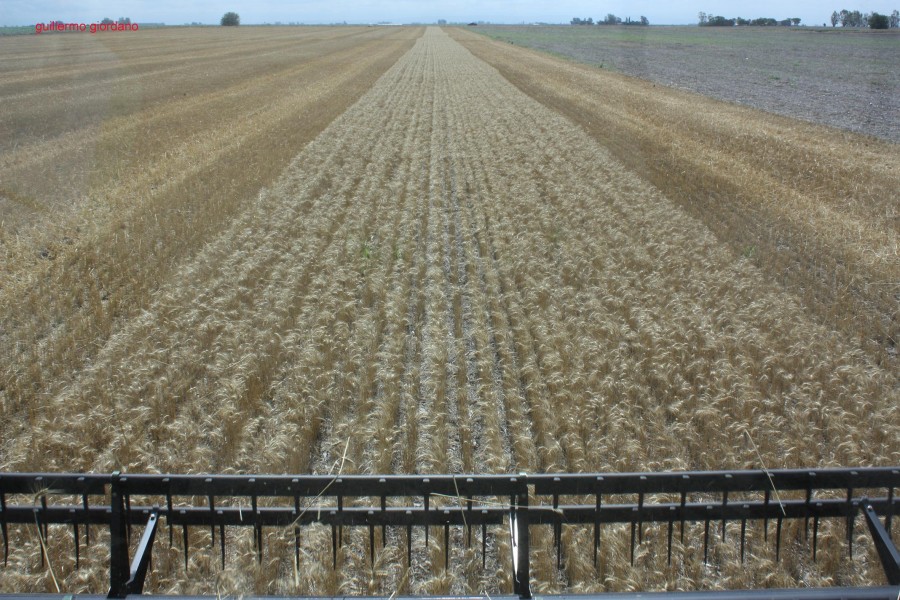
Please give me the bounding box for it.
[477,26,900,143]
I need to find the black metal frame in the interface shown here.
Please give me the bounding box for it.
[1,468,898,599]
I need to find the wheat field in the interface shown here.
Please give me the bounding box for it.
[0,26,897,596]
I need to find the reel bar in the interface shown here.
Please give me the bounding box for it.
[0,468,897,600]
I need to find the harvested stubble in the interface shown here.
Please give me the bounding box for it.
[1,26,898,596]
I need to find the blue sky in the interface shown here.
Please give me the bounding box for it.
[6,0,899,26]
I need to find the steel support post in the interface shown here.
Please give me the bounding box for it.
[108,472,129,599]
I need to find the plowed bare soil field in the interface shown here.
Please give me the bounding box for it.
[1,26,898,596]
[475,25,900,143]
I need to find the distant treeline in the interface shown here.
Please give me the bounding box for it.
[571,15,649,26]
[698,13,801,26]
[697,9,900,28]
[0,26,33,35]
[829,9,899,28]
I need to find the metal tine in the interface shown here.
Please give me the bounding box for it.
[776,515,783,562]
[721,489,728,542]
[291,515,300,573]
[805,474,815,541]
[887,481,895,533]
[149,514,156,577]
[556,523,562,570]
[206,481,215,548]
[41,494,49,545]
[182,518,189,571]
[256,525,263,564]
[703,506,712,565]
[369,514,375,565]
[1,491,7,566]
[381,494,387,549]
[406,515,412,569]
[637,484,645,544]
[466,495,473,547]
[481,517,487,569]
[444,521,450,570]
[813,509,820,561]
[36,501,44,568]
[763,489,770,542]
[71,509,80,568]
[293,523,300,572]
[124,493,131,545]
[740,509,747,563]
[722,473,732,541]
[593,492,601,567]
[553,492,561,569]
[331,524,337,568]
[338,494,344,549]
[218,512,226,570]
[424,492,430,548]
[630,508,637,566]
[252,493,262,564]
[847,499,857,559]
[165,480,173,547]
[667,506,675,565]
[803,480,815,542]
[294,492,301,573]
[82,492,91,547]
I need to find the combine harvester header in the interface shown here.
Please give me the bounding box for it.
[1,468,898,599]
